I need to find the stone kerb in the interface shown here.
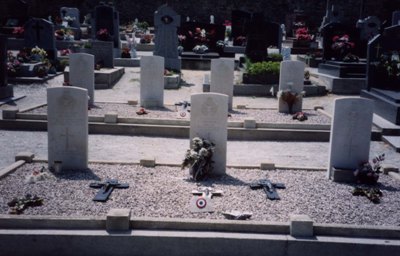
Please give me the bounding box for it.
[210,58,235,110]
[327,98,374,181]
[278,60,306,113]
[69,53,95,106]
[47,86,88,171]
[140,56,165,108]
[190,93,228,176]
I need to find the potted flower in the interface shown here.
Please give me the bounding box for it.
[140,34,153,44]
[55,29,65,40]
[120,47,131,58]
[374,51,400,89]
[181,137,215,181]
[293,27,313,47]
[34,64,48,78]
[63,16,76,26]
[30,46,47,62]
[7,52,21,77]
[12,27,24,38]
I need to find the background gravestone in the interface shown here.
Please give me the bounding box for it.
[60,7,80,28]
[327,98,373,181]
[47,87,88,171]
[245,13,282,63]
[357,16,381,42]
[210,58,234,110]
[321,22,362,60]
[231,10,251,46]
[319,4,343,31]
[361,25,400,125]
[89,41,114,68]
[24,18,57,61]
[69,53,95,106]
[154,4,181,72]
[0,35,13,99]
[190,93,228,176]
[140,56,164,108]
[92,4,120,53]
[278,60,305,113]
[392,11,400,26]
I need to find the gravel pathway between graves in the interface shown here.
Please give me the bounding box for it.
[1,163,399,226]
[26,103,331,124]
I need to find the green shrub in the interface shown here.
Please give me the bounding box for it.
[268,53,283,62]
[246,61,280,76]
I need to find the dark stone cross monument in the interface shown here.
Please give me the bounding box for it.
[0,35,14,99]
[361,25,400,124]
[154,4,181,71]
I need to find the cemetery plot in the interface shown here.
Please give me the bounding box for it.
[22,103,331,126]
[0,162,399,226]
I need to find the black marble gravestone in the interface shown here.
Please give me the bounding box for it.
[0,35,13,99]
[24,18,57,61]
[361,25,400,124]
[231,10,251,46]
[245,13,282,63]
[92,4,120,49]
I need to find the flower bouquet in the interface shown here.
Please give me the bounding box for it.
[182,137,215,181]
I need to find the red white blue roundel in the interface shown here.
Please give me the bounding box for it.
[196,198,207,209]
[180,111,187,117]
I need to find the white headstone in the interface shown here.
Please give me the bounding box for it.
[190,93,228,176]
[69,53,94,105]
[47,87,88,171]
[210,58,234,110]
[327,98,374,179]
[140,56,164,107]
[278,60,306,113]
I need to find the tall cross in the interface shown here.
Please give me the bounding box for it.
[32,21,44,41]
[375,44,382,58]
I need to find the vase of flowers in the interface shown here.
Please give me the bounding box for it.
[30,46,47,62]
[181,137,215,181]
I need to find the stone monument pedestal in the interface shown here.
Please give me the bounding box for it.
[0,86,14,100]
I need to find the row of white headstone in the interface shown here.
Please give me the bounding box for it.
[47,55,374,181]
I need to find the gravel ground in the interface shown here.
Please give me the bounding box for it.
[0,162,399,226]
[25,103,331,124]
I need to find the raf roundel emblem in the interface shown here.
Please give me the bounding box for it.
[180,111,187,117]
[196,198,207,209]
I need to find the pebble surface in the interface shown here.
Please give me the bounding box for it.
[0,163,399,226]
[27,103,331,124]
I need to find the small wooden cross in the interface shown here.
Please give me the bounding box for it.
[89,179,129,202]
[192,187,223,198]
[250,179,285,200]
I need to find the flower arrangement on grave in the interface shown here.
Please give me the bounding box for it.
[6,51,21,77]
[7,194,43,214]
[34,64,48,78]
[354,153,385,185]
[121,47,131,58]
[136,21,149,32]
[55,29,65,40]
[331,34,356,61]
[292,111,308,121]
[295,27,312,42]
[96,28,111,41]
[375,51,400,81]
[30,46,47,62]
[182,137,215,181]
[63,16,76,26]
[192,44,209,54]
[277,89,305,114]
[164,69,175,76]
[12,26,24,37]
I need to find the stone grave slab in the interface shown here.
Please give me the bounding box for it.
[69,53,95,105]
[140,56,164,107]
[47,86,88,171]
[278,60,305,113]
[210,58,234,110]
[190,93,228,176]
[328,98,373,181]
